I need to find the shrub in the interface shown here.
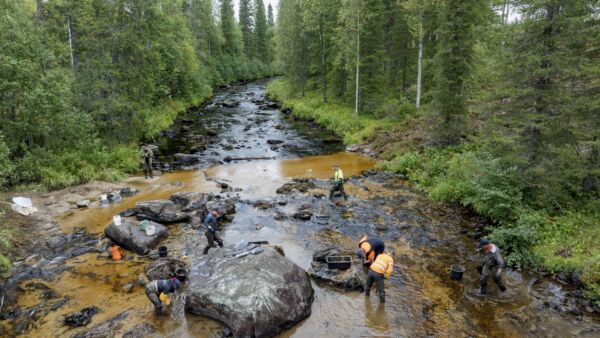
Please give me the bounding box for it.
[430,151,523,223]
[490,211,545,269]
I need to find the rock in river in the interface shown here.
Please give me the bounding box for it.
[104,220,168,255]
[307,247,365,291]
[186,246,314,338]
[136,200,189,223]
[174,153,201,166]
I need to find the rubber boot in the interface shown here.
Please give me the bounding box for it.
[499,284,507,292]
[480,284,487,295]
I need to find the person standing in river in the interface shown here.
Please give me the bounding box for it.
[479,238,507,295]
[142,143,154,179]
[330,164,348,200]
[365,250,395,303]
[203,208,224,255]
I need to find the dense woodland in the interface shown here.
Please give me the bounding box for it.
[1,0,599,304]
[0,0,275,189]
[270,0,600,303]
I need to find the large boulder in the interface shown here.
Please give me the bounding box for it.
[104,220,168,255]
[136,200,189,223]
[186,246,314,338]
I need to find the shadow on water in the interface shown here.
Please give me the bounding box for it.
[3,80,599,338]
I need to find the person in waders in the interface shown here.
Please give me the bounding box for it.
[203,208,224,255]
[356,235,385,266]
[142,144,154,179]
[365,250,395,303]
[145,275,185,315]
[478,238,507,295]
[329,164,348,200]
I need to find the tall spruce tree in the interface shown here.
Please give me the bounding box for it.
[239,0,254,58]
[254,0,268,62]
[267,3,275,26]
[433,0,486,145]
[221,0,240,56]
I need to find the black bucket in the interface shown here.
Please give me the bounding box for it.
[175,268,188,282]
[451,264,466,281]
[158,246,168,257]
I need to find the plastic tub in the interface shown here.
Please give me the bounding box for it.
[326,256,352,270]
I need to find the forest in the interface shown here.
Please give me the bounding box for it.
[0,0,275,189]
[269,0,600,304]
[0,0,599,306]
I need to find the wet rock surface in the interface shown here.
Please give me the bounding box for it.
[186,246,314,338]
[104,220,168,255]
[64,306,99,327]
[135,200,189,223]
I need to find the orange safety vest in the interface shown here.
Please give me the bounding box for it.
[370,253,394,279]
[358,235,376,263]
[111,245,123,260]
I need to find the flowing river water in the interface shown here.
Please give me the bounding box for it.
[2,80,599,337]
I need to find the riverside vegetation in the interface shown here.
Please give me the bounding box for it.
[0,0,276,273]
[268,0,600,305]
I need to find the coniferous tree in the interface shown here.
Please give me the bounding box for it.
[221,0,241,56]
[239,0,254,58]
[254,0,268,62]
[433,0,486,145]
[267,3,275,26]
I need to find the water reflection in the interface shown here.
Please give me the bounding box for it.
[365,299,391,337]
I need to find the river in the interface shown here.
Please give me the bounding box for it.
[1,80,599,337]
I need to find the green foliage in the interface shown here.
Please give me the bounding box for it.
[15,143,139,190]
[0,133,14,187]
[430,151,523,223]
[267,79,393,144]
[490,212,545,269]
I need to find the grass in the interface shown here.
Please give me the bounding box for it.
[267,79,396,145]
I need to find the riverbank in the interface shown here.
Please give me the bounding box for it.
[266,78,600,307]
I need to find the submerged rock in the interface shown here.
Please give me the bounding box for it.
[104,220,168,255]
[276,179,316,194]
[186,246,314,338]
[71,310,129,338]
[64,306,99,327]
[145,257,188,280]
[136,200,189,223]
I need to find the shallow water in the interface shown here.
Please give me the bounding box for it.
[3,80,599,338]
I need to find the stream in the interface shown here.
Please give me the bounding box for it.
[1,80,599,338]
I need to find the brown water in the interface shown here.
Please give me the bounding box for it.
[4,80,599,338]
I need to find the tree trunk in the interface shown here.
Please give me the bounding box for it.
[319,14,328,103]
[66,14,75,73]
[355,0,360,115]
[416,3,423,109]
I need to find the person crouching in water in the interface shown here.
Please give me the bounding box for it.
[203,208,224,255]
[145,275,184,315]
[365,250,395,303]
[479,238,507,295]
[356,235,385,266]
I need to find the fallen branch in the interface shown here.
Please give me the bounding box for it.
[223,156,274,162]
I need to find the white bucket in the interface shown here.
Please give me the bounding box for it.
[113,215,122,226]
[145,225,156,236]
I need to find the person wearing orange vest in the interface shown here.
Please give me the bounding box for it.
[356,235,385,265]
[111,243,124,261]
[365,250,395,303]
